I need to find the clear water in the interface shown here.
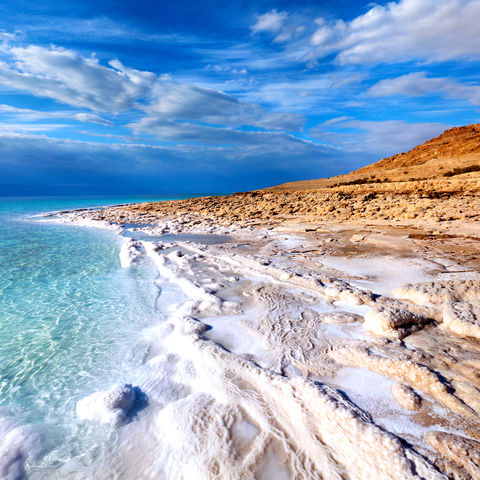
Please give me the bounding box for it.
[0,196,192,476]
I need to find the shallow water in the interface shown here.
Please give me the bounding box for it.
[0,196,189,476]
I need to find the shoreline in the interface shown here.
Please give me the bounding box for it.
[35,199,480,479]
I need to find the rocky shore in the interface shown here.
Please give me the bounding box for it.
[81,173,480,229]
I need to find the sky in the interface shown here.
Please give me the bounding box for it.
[0,0,479,195]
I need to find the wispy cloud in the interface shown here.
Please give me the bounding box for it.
[0,104,113,125]
[0,41,306,144]
[0,44,155,111]
[251,10,288,38]
[140,80,304,134]
[368,72,480,106]
[310,119,448,156]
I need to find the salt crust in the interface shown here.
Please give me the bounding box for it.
[41,211,480,478]
[76,384,136,427]
[391,383,422,411]
[0,415,43,480]
[364,305,428,339]
[442,302,480,340]
[392,279,480,305]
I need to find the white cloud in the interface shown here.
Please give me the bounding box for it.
[0,123,70,133]
[310,119,448,156]
[236,74,363,112]
[130,116,306,146]
[0,105,113,125]
[72,113,113,126]
[251,10,313,45]
[153,81,303,129]
[133,80,305,141]
[302,0,480,64]
[76,131,144,142]
[0,42,305,141]
[251,10,288,34]
[323,115,354,125]
[0,45,155,111]
[368,72,480,105]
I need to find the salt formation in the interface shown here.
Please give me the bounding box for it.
[390,383,422,411]
[442,302,480,339]
[45,207,480,479]
[319,311,362,324]
[392,279,480,305]
[425,431,480,479]
[164,331,445,480]
[119,239,144,268]
[76,383,136,427]
[363,305,428,339]
[0,416,42,480]
[111,240,450,479]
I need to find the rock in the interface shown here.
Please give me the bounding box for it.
[425,431,480,479]
[442,302,480,339]
[391,383,422,411]
[349,234,365,243]
[76,384,137,427]
[364,305,428,339]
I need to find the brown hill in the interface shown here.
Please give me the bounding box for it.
[267,124,480,192]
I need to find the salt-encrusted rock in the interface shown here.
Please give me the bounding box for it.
[425,431,480,479]
[392,279,480,305]
[119,239,143,268]
[349,234,365,243]
[167,249,183,260]
[442,302,480,339]
[76,384,136,427]
[172,316,208,336]
[391,383,422,411]
[364,306,428,339]
[0,416,42,480]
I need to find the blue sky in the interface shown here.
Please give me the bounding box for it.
[0,0,479,195]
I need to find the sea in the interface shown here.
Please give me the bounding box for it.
[0,195,199,478]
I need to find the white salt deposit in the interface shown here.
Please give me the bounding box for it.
[119,238,144,268]
[442,302,480,339]
[76,384,136,427]
[364,305,428,339]
[319,255,435,295]
[35,210,479,479]
[0,416,42,480]
[37,212,123,233]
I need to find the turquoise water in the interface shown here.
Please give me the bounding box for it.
[0,196,190,476]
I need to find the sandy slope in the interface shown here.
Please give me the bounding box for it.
[269,124,480,190]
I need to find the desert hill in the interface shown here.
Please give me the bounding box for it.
[267,124,480,192]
